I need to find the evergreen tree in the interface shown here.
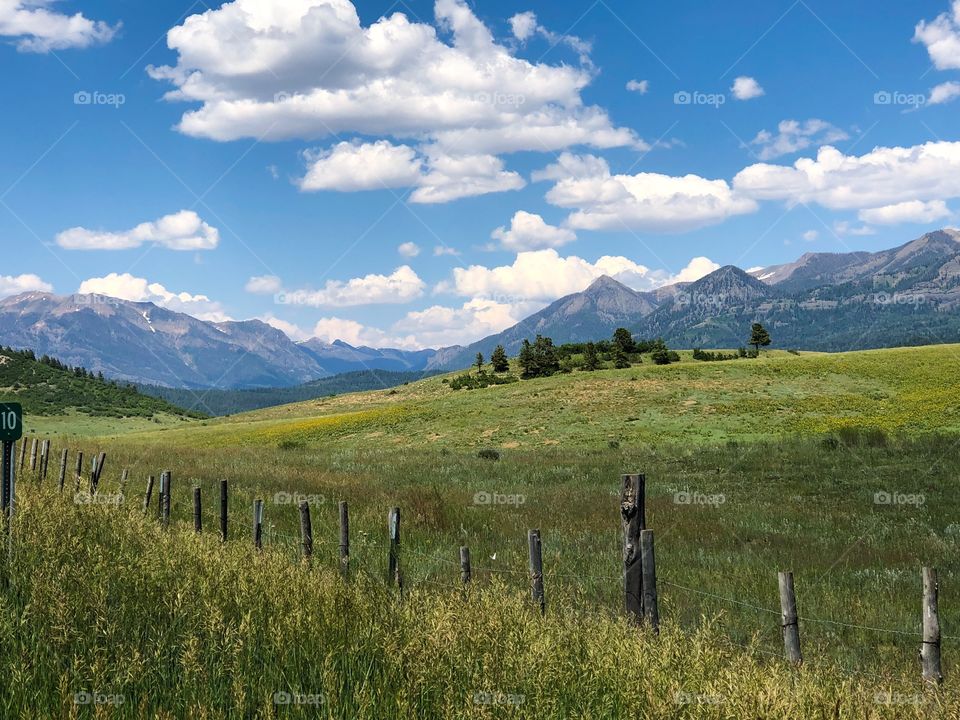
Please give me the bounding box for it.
[650,338,672,365]
[612,327,636,354]
[533,335,560,376]
[583,342,600,371]
[613,346,631,369]
[518,340,535,379]
[749,322,772,353]
[475,352,484,373]
[490,345,510,373]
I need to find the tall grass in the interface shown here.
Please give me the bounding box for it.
[2,480,957,718]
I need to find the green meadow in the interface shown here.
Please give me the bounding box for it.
[3,345,960,717]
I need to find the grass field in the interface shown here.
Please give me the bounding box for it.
[3,345,960,717]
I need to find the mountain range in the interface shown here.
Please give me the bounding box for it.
[1,229,959,388]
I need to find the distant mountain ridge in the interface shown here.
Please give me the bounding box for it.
[3,229,960,385]
[0,293,451,388]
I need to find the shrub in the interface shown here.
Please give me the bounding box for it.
[477,448,501,461]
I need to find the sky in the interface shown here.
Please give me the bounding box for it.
[0,0,959,350]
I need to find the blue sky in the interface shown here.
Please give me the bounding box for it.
[1,0,959,349]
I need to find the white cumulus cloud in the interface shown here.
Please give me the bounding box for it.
[280,266,425,307]
[77,273,230,321]
[0,273,53,298]
[626,79,649,94]
[397,242,421,258]
[858,200,952,225]
[0,0,118,52]
[733,141,960,212]
[749,119,849,160]
[731,76,764,100]
[56,210,219,251]
[491,211,576,251]
[930,80,960,105]
[543,158,757,233]
[914,1,960,71]
[245,275,283,294]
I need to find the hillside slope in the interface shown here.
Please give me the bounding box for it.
[131,344,960,449]
[0,347,200,420]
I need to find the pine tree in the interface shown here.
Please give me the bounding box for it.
[613,346,631,369]
[475,352,484,373]
[518,340,535,379]
[749,323,772,353]
[583,342,600,371]
[490,345,509,373]
[612,328,636,354]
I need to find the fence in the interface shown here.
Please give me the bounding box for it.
[2,436,950,686]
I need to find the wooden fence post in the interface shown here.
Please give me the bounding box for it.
[921,567,943,684]
[640,529,659,634]
[338,501,349,578]
[778,571,802,666]
[253,499,264,551]
[193,487,202,533]
[620,473,645,623]
[74,451,83,492]
[460,546,472,585]
[144,476,155,513]
[40,440,50,481]
[18,436,27,472]
[219,480,228,542]
[299,502,313,561]
[57,449,68,492]
[28,438,37,473]
[528,529,545,616]
[388,507,401,589]
[91,452,106,494]
[120,468,128,493]
[161,471,171,528]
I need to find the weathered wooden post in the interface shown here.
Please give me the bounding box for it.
[299,502,313,561]
[28,438,37,473]
[460,546,472,585]
[778,571,802,666]
[640,529,659,633]
[620,473,645,623]
[161,471,171,528]
[193,486,202,533]
[39,440,50,481]
[252,499,264,551]
[18,436,27,472]
[338,501,349,578]
[921,567,943,684]
[144,476,155,513]
[388,507,401,589]
[74,451,83,492]
[57,448,68,492]
[91,451,106,494]
[219,480,228,542]
[120,468,128,493]
[528,529,545,616]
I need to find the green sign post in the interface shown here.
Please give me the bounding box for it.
[0,403,20,588]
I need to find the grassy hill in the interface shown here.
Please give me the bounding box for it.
[133,344,960,449]
[0,347,202,433]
